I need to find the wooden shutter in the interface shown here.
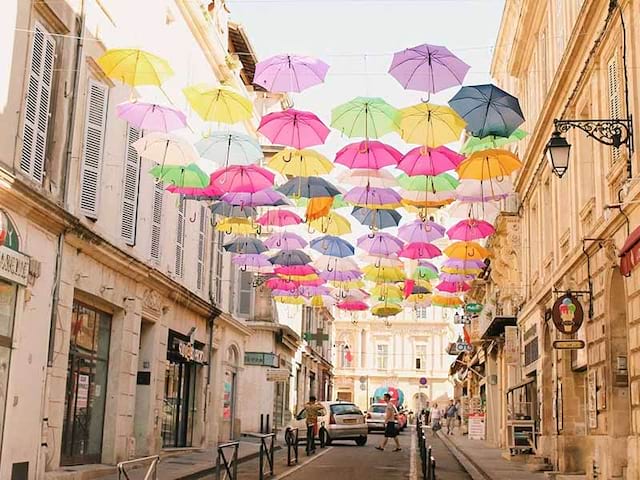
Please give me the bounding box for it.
[175,197,186,277]
[608,56,622,164]
[79,80,109,218]
[20,22,55,183]
[120,125,141,245]
[214,231,224,304]
[236,270,253,317]
[196,205,207,290]
[150,178,164,262]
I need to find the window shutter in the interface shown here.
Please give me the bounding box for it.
[20,22,55,183]
[236,270,253,317]
[175,197,186,277]
[196,205,207,290]
[214,230,224,304]
[79,80,109,218]
[150,178,164,262]
[608,56,622,164]
[120,125,141,245]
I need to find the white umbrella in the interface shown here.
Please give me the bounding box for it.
[313,255,359,272]
[337,169,398,188]
[455,178,514,202]
[359,254,404,268]
[448,200,500,219]
[133,132,200,166]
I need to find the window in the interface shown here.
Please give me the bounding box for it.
[416,307,429,320]
[175,197,185,277]
[376,344,389,370]
[20,22,55,184]
[120,125,141,245]
[415,344,427,370]
[79,80,109,218]
[330,404,362,415]
[608,55,622,164]
[524,338,539,366]
[235,270,253,318]
[196,205,207,290]
[150,178,164,262]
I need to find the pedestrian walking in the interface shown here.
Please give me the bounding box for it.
[445,400,458,435]
[375,393,401,452]
[303,395,325,453]
[430,403,442,431]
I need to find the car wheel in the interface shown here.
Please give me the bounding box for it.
[355,436,367,446]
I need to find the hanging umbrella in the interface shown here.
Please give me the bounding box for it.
[397,145,463,176]
[256,210,303,227]
[215,218,259,235]
[149,164,209,188]
[360,254,404,268]
[397,172,459,192]
[258,109,330,149]
[210,165,275,193]
[363,265,405,282]
[337,299,369,311]
[334,140,402,170]
[277,176,341,198]
[405,294,432,307]
[436,281,471,293]
[338,169,398,188]
[448,84,525,138]
[274,296,306,305]
[133,133,200,166]
[398,242,442,259]
[371,285,404,300]
[268,149,333,176]
[275,265,317,276]
[314,256,359,272]
[232,253,273,273]
[221,189,290,207]
[223,236,267,254]
[447,219,496,241]
[457,149,522,180]
[432,295,463,308]
[308,212,352,235]
[448,200,500,219]
[331,97,400,138]
[399,189,456,205]
[310,236,355,258]
[371,303,402,317]
[264,232,308,250]
[357,232,404,256]
[444,241,490,260]
[321,270,362,282]
[389,43,470,94]
[183,84,253,124]
[167,182,223,199]
[269,250,312,266]
[335,289,369,300]
[399,103,466,147]
[210,202,257,218]
[297,285,332,297]
[310,295,337,308]
[442,258,485,273]
[440,272,476,283]
[455,179,513,202]
[461,129,528,154]
[254,54,329,93]
[351,207,402,229]
[398,219,445,243]
[266,277,299,291]
[413,266,439,281]
[345,187,402,209]
[97,49,173,86]
[116,102,187,132]
[196,132,264,167]
[296,195,349,209]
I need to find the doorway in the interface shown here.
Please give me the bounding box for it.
[162,361,196,447]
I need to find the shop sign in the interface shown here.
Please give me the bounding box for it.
[553,340,585,350]
[266,368,290,382]
[468,414,485,440]
[504,326,519,364]
[178,340,205,363]
[454,342,473,353]
[551,294,584,334]
[244,352,279,367]
[0,245,29,286]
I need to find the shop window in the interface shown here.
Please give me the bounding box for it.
[235,270,253,318]
[415,344,427,370]
[524,338,539,366]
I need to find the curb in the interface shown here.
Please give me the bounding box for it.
[436,431,492,480]
[181,445,283,480]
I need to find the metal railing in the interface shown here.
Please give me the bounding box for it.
[216,441,239,480]
[117,455,160,480]
[285,427,299,466]
[416,419,436,480]
[244,432,275,480]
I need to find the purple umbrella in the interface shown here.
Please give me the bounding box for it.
[344,186,402,208]
[442,258,486,270]
[440,272,476,283]
[418,260,439,272]
[357,232,404,256]
[254,54,330,93]
[232,253,273,273]
[398,219,446,243]
[298,285,332,297]
[221,189,291,207]
[116,101,187,132]
[264,232,308,250]
[320,269,362,282]
[389,43,470,94]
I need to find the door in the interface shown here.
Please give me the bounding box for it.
[162,361,196,448]
[61,302,111,465]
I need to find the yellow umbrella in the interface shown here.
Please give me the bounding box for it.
[441,267,482,275]
[308,212,352,235]
[274,296,306,305]
[97,49,173,86]
[414,279,433,290]
[330,280,365,289]
[457,149,522,180]
[268,149,333,176]
[310,295,336,308]
[371,303,402,317]
[431,295,463,308]
[363,265,405,282]
[371,285,404,300]
[444,241,490,260]
[215,218,259,235]
[405,293,432,306]
[399,103,466,147]
[401,198,454,209]
[183,84,253,124]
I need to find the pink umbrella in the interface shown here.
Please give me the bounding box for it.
[254,54,330,93]
[398,242,442,259]
[256,209,303,227]
[116,101,187,132]
[166,182,223,199]
[275,265,317,276]
[397,145,463,176]
[258,109,330,149]
[335,140,402,169]
[264,232,307,250]
[210,165,275,193]
[447,219,496,241]
[357,232,404,256]
[398,219,446,243]
[344,186,402,208]
[266,278,299,291]
[436,281,471,293]
[337,299,369,311]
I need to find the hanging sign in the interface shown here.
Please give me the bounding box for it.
[0,246,29,286]
[454,342,474,353]
[553,340,585,350]
[504,326,519,364]
[465,303,483,314]
[551,294,584,334]
[266,368,290,382]
[178,340,205,363]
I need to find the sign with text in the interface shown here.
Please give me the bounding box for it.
[551,294,584,334]
[553,340,585,350]
[0,245,29,286]
[468,414,485,440]
[266,368,290,382]
[178,340,205,363]
[244,352,279,367]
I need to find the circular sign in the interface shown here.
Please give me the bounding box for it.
[359,376,367,383]
[551,294,584,334]
[419,377,427,386]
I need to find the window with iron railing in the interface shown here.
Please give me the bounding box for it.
[524,338,539,366]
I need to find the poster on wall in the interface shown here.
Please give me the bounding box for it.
[223,373,232,420]
[504,326,519,364]
[468,414,485,440]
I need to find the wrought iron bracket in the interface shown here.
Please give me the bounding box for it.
[554,117,634,151]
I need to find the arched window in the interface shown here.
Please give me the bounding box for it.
[226,345,239,366]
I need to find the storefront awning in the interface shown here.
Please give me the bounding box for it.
[506,376,535,394]
[482,315,517,339]
[620,226,640,276]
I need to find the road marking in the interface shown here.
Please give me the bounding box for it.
[409,426,417,480]
[273,446,334,480]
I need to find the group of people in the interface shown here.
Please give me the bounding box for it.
[420,399,460,435]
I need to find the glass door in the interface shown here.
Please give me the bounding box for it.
[162,361,196,448]
[61,302,111,465]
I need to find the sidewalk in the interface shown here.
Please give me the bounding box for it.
[416,427,471,479]
[437,431,546,480]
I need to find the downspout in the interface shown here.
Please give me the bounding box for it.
[205,227,221,444]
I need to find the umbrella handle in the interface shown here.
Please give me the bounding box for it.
[375,258,381,268]
[379,295,385,302]
[255,224,262,235]
[277,239,282,247]
[341,291,347,299]
[211,218,217,228]
[327,265,334,273]
[283,152,293,163]
[240,264,247,272]
[189,212,197,223]
[225,227,233,235]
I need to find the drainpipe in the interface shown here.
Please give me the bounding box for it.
[205,228,222,444]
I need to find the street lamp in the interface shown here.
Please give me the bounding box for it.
[545,130,571,178]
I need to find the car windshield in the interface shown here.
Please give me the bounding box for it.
[370,405,386,413]
[331,404,362,415]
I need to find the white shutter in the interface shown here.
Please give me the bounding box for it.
[150,177,164,262]
[120,125,141,245]
[214,230,224,304]
[79,80,109,218]
[196,205,207,290]
[608,56,622,164]
[20,22,55,183]
[235,270,253,317]
[175,197,186,277]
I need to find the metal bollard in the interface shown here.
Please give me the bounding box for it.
[285,428,299,466]
[430,457,436,480]
[258,433,275,480]
[216,442,239,480]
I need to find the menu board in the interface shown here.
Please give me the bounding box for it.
[468,414,485,440]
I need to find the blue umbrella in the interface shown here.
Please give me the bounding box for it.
[196,131,264,167]
[269,250,312,266]
[223,236,267,254]
[448,84,525,138]
[277,176,341,199]
[210,202,257,218]
[351,207,402,229]
[310,235,355,258]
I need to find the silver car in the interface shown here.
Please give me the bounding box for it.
[365,403,388,431]
[289,401,368,446]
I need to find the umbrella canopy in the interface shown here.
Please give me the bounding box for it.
[149,164,209,188]
[449,84,525,138]
[210,165,275,193]
[461,129,528,154]
[296,195,349,209]
[310,295,337,308]
[337,299,369,311]
[298,285,332,297]
[183,84,253,124]
[256,209,303,227]
[399,103,466,147]
[268,149,333,176]
[357,232,404,256]
[398,242,442,259]
[397,172,459,192]
[266,278,299,291]
[308,212,352,234]
[232,253,273,273]
[398,219,446,243]
[397,145,463,176]
[442,258,485,272]
[436,281,471,293]
[116,102,186,132]
[274,296,306,305]
[444,241,491,260]
[363,265,405,282]
[440,272,476,283]
[351,207,402,229]
[371,285,404,300]
[360,254,404,268]
[264,232,308,250]
[314,255,359,272]
[221,189,290,207]
[269,250,312,266]
[331,97,400,138]
[371,303,402,317]
[275,265,317,276]
[223,236,267,254]
[133,133,200,166]
[334,140,402,170]
[389,43,470,94]
[448,200,500,219]
[321,270,362,282]
[196,132,264,166]
[338,169,398,188]
[215,218,259,235]
[278,176,341,198]
[456,149,522,180]
[258,109,330,149]
[254,54,329,93]
[400,189,456,205]
[456,178,513,202]
[413,266,439,281]
[97,48,173,86]
[345,186,402,209]
[431,295,463,308]
[167,182,223,199]
[310,236,355,257]
[447,219,496,241]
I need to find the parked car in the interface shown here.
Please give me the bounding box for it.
[396,409,408,430]
[365,403,388,431]
[287,401,368,446]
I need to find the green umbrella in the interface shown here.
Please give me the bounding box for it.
[397,172,459,192]
[331,97,400,138]
[295,194,349,209]
[461,129,528,154]
[149,163,210,188]
[413,266,439,281]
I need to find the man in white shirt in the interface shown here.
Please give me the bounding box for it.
[375,393,401,452]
